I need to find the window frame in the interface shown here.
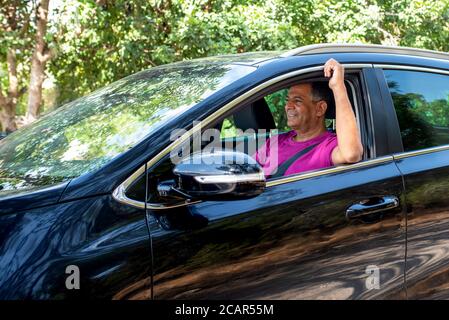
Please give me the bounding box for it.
[114,64,393,210]
[375,64,449,160]
[216,74,365,147]
[204,70,370,172]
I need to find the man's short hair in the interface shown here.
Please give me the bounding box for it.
[310,82,336,118]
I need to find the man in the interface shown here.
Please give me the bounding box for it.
[255,58,363,177]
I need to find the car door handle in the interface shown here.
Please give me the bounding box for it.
[346,196,400,220]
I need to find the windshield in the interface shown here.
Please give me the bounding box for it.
[0,62,255,192]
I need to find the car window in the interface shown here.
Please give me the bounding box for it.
[217,83,346,155]
[0,62,255,192]
[211,79,362,181]
[219,88,335,140]
[384,69,449,152]
[125,75,364,203]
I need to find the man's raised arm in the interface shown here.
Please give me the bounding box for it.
[324,58,363,165]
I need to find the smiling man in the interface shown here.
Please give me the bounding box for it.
[255,58,363,178]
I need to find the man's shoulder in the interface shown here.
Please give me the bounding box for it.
[320,131,338,149]
[324,131,337,141]
[312,131,337,151]
[326,130,337,137]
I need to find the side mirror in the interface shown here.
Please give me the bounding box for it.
[157,151,266,203]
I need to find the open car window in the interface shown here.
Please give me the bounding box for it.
[124,72,366,203]
[213,77,361,180]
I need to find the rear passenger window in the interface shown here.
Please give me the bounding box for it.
[384,69,449,151]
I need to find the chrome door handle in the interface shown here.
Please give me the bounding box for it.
[346,196,400,220]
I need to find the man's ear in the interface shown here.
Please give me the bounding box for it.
[316,100,328,117]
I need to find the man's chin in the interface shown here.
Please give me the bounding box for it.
[287,121,300,129]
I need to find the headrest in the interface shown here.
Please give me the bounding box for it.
[233,98,276,132]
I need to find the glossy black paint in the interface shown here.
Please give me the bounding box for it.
[1,50,448,299]
[0,182,68,215]
[394,150,449,299]
[0,195,152,299]
[149,161,406,299]
[373,63,449,299]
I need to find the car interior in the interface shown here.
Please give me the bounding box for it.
[212,78,357,159]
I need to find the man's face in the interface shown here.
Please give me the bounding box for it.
[285,83,326,131]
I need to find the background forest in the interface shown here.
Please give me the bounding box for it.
[1,0,448,133]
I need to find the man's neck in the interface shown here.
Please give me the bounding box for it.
[293,126,327,142]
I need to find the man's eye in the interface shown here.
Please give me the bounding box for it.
[287,98,302,105]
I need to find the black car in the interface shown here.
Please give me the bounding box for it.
[1,43,449,300]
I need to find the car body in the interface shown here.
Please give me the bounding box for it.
[1,43,449,299]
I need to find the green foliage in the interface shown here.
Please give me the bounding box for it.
[49,0,298,104]
[220,117,238,139]
[0,1,34,109]
[265,89,289,132]
[0,1,34,56]
[49,0,449,107]
[2,0,449,115]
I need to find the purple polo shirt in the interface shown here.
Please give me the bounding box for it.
[254,130,338,177]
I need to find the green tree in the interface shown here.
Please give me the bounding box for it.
[2,0,449,131]
[0,0,33,132]
[0,0,57,131]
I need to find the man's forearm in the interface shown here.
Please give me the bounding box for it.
[333,84,363,162]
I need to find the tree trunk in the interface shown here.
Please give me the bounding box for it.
[0,104,17,133]
[26,0,51,124]
[0,49,19,132]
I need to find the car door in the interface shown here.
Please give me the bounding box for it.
[377,64,449,299]
[137,64,407,300]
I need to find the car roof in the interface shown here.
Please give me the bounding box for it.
[280,43,449,61]
[158,44,449,68]
[168,51,286,67]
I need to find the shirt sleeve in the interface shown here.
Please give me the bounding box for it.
[321,134,338,167]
